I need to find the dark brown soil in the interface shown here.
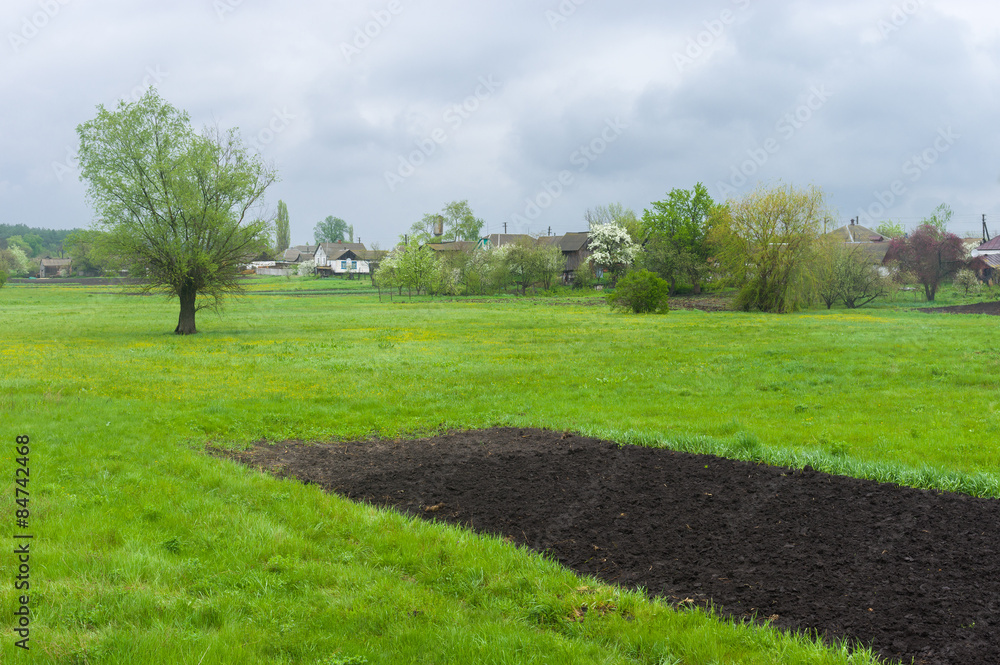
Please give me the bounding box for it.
[221,428,1000,665]
[920,301,1000,315]
[669,294,732,312]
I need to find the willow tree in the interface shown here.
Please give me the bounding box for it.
[714,183,826,313]
[76,89,276,334]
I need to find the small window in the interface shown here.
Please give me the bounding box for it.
[341,260,347,269]
[351,261,357,269]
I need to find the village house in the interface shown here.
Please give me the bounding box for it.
[39,257,72,277]
[426,240,482,255]
[253,245,319,276]
[281,245,317,263]
[822,222,892,266]
[544,232,592,283]
[484,233,535,248]
[968,236,1000,283]
[314,242,370,277]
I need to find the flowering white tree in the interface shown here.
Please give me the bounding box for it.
[587,222,638,284]
[0,246,32,277]
[296,260,315,277]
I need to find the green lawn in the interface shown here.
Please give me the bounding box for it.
[2,277,997,663]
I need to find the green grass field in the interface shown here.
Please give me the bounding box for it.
[2,276,998,663]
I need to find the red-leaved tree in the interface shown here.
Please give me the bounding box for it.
[885,224,965,301]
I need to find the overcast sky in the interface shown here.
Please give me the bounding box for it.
[3,0,999,246]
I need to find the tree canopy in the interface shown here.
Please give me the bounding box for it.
[874,220,905,239]
[0,224,76,257]
[640,183,717,294]
[76,88,277,334]
[64,229,113,276]
[315,216,349,244]
[585,203,642,241]
[885,223,965,301]
[922,203,954,233]
[713,183,827,313]
[406,200,485,244]
[587,222,638,284]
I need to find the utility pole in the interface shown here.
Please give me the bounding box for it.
[984,214,990,243]
[503,222,508,234]
[547,226,552,236]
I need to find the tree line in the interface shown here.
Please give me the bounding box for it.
[367,183,969,313]
[57,88,972,333]
[0,225,82,277]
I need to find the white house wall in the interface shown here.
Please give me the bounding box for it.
[330,260,370,274]
[314,246,328,266]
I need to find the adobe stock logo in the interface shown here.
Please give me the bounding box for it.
[674,0,751,73]
[248,108,296,153]
[856,126,959,226]
[8,0,72,53]
[507,117,628,228]
[877,0,925,40]
[213,0,243,20]
[545,0,588,31]
[384,76,502,192]
[340,1,407,64]
[52,65,170,183]
[716,84,832,196]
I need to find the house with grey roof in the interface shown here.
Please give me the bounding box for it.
[39,258,72,277]
[314,243,370,277]
[822,223,891,265]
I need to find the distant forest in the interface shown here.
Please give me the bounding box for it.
[0,224,81,256]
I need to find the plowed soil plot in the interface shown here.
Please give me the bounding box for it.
[920,301,1000,315]
[223,428,1000,665]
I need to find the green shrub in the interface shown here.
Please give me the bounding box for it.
[572,263,595,290]
[0,270,7,289]
[606,269,670,313]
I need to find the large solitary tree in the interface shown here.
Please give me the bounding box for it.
[76,88,277,334]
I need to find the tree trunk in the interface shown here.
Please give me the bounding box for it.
[175,284,198,335]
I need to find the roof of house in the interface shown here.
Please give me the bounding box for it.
[281,248,315,262]
[317,242,366,255]
[40,258,72,267]
[355,249,388,261]
[972,253,1000,268]
[291,244,318,253]
[825,224,886,243]
[327,248,361,261]
[555,232,590,252]
[486,233,535,247]
[847,242,891,263]
[976,236,1000,252]
[426,241,480,253]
